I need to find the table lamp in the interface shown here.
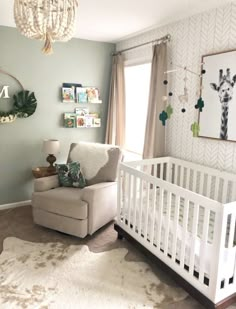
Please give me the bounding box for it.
[42,139,60,172]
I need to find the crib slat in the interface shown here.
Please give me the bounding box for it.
[166,162,171,182]
[189,203,199,275]
[144,182,150,239]
[160,163,164,180]
[128,174,132,226]
[222,180,228,204]
[132,176,138,231]
[156,188,164,251]
[180,166,184,187]
[153,164,157,178]
[172,195,180,262]
[174,164,178,185]
[214,177,220,201]
[186,168,190,190]
[192,170,197,193]
[123,172,128,224]
[199,172,204,195]
[150,186,157,244]
[117,169,122,224]
[206,175,212,199]
[232,181,236,201]
[138,179,144,236]
[164,191,172,255]
[199,208,210,283]
[228,214,236,248]
[180,199,189,268]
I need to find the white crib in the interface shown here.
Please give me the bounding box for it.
[115,157,236,309]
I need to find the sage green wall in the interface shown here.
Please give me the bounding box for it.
[0,26,115,205]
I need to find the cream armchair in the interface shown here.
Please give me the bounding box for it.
[32,142,122,238]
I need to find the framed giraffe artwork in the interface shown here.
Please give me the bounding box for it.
[198,49,236,141]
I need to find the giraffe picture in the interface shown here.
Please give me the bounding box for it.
[199,50,236,141]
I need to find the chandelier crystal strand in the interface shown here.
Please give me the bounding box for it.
[14,0,78,55]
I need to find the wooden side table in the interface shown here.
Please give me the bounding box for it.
[32,167,58,179]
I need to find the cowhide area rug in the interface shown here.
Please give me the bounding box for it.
[0,237,188,309]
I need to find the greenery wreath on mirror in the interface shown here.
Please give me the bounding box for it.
[0,69,37,124]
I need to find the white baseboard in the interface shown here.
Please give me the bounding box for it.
[0,200,31,211]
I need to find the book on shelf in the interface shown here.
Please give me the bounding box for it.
[76,87,88,103]
[93,118,101,127]
[86,87,102,103]
[62,87,75,103]
[64,112,101,128]
[75,107,89,116]
[64,113,76,128]
[76,115,86,127]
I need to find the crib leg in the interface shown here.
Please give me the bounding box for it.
[117,233,124,240]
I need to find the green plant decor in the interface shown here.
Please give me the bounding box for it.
[0,90,37,124]
[13,90,37,118]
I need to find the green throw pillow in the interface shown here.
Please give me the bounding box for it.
[56,162,86,188]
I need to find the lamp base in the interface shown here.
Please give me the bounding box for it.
[46,154,57,173]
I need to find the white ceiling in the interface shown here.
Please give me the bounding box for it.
[0,0,233,43]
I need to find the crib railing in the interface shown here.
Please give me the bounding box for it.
[117,157,236,304]
[169,157,236,204]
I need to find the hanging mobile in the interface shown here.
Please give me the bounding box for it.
[195,67,206,112]
[178,68,188,113]
[160,76,174,126]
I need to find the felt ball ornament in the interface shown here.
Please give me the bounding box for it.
[181,108,186,113]
[163,80,168,85]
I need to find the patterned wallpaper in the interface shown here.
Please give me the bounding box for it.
[116,2,236,172]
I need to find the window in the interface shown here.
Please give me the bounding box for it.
[124,62,151,155]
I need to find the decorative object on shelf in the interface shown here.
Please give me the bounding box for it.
[42,139,60,173]
[32,166,57,179]
[199,50,236,141]
[14,0,79,55]
[0,69,37,124]
[191,122,200,137]
[159,111,168,126]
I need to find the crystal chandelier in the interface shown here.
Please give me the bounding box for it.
[14,0,78,55]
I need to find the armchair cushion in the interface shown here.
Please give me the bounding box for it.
[56,161,86,188]
[67,142,122,185]
[34,175,59,192]
[81,182,117,234]
[32,187,88,220]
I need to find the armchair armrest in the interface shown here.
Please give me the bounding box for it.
[81,182,117,235]
[34,175,60,192]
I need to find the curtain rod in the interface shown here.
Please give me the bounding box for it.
[112,34,171,56]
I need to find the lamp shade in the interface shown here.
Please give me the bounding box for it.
[42,139,60,155]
